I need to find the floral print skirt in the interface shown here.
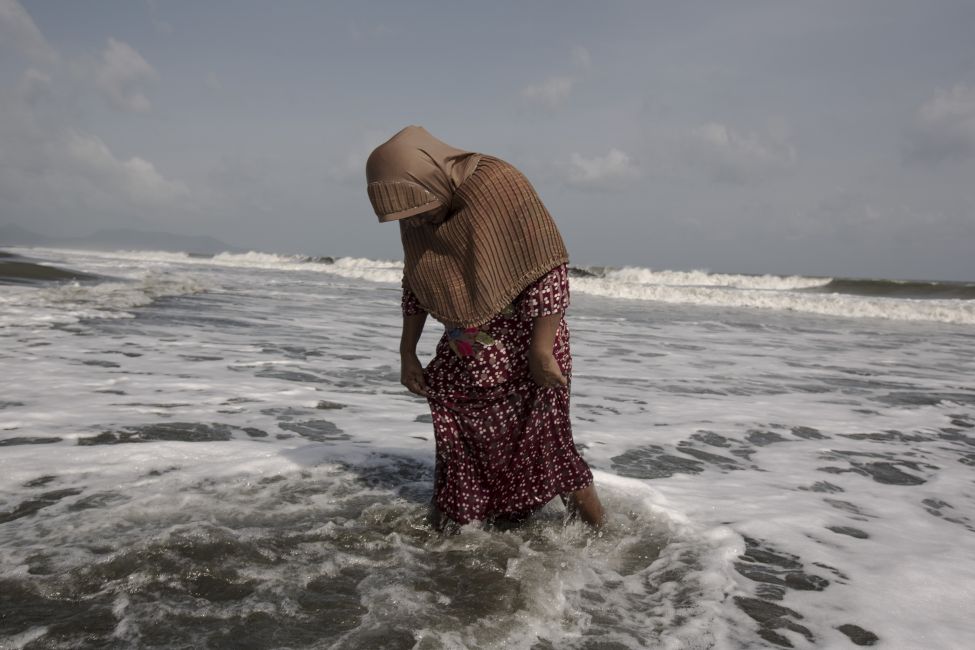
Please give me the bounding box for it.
[416,266,594,524]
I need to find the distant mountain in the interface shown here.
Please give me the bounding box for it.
[0,224,243,254]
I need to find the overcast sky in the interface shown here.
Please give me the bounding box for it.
[2,1,974,280]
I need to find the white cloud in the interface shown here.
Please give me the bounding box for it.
[685,121,797,183]
[521,76,575,110]
[95,38,157,112]
[521,47,592,111]
[0,84,192,227]
[63,131,189,205]
[564,148,640,189]
[904,83,975,163]
[0,0,58,65]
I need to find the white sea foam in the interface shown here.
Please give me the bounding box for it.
[0,272,208,328]
[571,274,975,324]
[600,266,832,291]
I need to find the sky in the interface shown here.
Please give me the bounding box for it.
[1,0,974,281]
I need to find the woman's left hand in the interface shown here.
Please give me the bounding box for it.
[528,349,567,388]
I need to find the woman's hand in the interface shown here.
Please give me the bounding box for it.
[401,353,429,397]
[528,349,567,388]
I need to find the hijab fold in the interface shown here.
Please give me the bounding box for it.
[366,126,568,328]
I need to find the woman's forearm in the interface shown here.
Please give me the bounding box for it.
[400,311,428,357]
[530,312,562,354]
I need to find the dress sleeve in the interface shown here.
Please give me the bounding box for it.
[519,264,570,319]
[401,285,427,317]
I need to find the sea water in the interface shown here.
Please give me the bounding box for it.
[1,246,973,649]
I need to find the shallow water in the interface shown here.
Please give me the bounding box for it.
[2,247,974,648]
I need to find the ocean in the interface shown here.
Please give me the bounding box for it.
[1,246,973,649]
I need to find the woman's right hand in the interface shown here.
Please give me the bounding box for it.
[401,354,429,397]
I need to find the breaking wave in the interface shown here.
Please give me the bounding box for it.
[9,247,974,325]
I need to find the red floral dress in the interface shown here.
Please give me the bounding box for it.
[402,264,594,524]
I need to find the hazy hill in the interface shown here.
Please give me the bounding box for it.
[0,224,242,254]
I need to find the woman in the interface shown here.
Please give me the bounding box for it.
[365,125,605,528]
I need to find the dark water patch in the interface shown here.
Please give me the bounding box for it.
[746,430,790,446]
[810,276,975,300]
[0,488,83,524]
[78,422,235,445]
[876,391,975,407]
[691,430,730,447]
[343,455,434,504]
[839,430,929,443]
[0,436,62,446]
[818,451,932,485]
[837,623,880,646]
[610,445,705,479]
[819,376,915,392]
[67,491,130,512]
[579,402,622,416]
[146,466,181,477]
[0,578,117,643]
[939,429,975,447]
[799,481,845,493]
[260,406,311,420]
[960,454,975,466]
[243,427,268,438]
[922,498,975,531]
[827,526,869,539]
[791,426,828,440]
[80,358,120,368]
[823,498,872,518]
[23,475,58,488]
[278,419,349,442]
[0,259,96,285]
[223,396,258,404]
[260,343,321,360]
[95,389,126,395]
[253,367,327,383]
[950,415,974,429]
[307,255,334,264]
[179,354,223,361]
[414,413,433,423]
[785,382,834,394]
[0,400,24,409]
[675,443,741,470]
[118,401,192,409]
[734,596,814,647]
[855,461,927,485]
[316,400,347,410]
[734,537,828,606]
[812,562,850,582]
[568,266,599,278]
[659,383,728,396]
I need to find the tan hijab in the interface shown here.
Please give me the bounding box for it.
[366,126,569,327]
[366,126,481,222]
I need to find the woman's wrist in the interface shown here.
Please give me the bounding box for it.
[528,343,553,358]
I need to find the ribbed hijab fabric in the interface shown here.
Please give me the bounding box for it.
[365,127,569,328]
[366,126,481,222]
